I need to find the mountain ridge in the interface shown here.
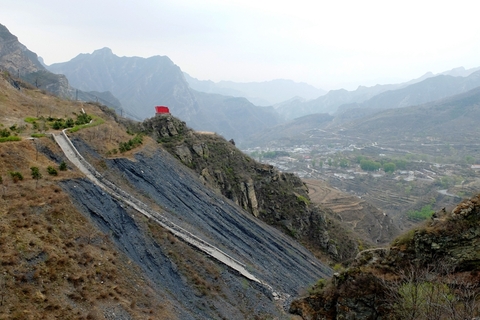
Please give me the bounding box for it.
[47,47,281,143]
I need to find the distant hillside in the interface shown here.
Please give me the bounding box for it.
[245,112,334,147]
[274,70,480,120]
[185,73,326,106]
[47,48,281,142]
[339,85,480,145]
[337,70,480,114]
[273,73,438,120]
[0,24,120,108]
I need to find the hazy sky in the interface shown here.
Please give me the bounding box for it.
[1,0,479,90]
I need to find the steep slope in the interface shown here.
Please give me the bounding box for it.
[47,48,281,142]
[290,193,480,319]
[0,71,333,319]
[0,23,120,108]
[136,114,360,262]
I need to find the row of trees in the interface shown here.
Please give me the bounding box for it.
[1,162,68,189]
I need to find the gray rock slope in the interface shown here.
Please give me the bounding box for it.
[60,138,331,318]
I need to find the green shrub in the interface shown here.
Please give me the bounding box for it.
[9,171,23,182]
[59,161,67,171]
[47,166,58,176]
[0,128,10,137]
[407,205,434,221]
[297,195,310,206]
[0,136,21,143]
[31,133,46,138]
[24,117,37,124]
[119,134,143,153]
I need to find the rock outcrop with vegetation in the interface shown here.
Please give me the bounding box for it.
[140,114,360,261]
[290,194,480,319]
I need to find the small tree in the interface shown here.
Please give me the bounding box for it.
[9,171,23,183]
[59,161,67,171]
[30,166,42,188]
[47,166,58,176]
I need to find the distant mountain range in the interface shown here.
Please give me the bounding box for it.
[47,48,280,142]
[337,70,480,115]
[249,85,480,148]
[184,74,326,106]
[273,68,480,121]
[339,85,480,144]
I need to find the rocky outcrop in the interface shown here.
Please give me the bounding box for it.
[139,114,360,261]
[290,194,480,319]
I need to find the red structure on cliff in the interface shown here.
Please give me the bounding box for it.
[155,106,170,115]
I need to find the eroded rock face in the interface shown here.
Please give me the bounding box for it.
[140,114,354,260]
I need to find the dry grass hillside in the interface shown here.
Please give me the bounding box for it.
[0,74,176,319]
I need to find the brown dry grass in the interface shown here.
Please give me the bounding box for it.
[0,75,176,319]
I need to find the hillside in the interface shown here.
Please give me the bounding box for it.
[130,112,361,262]
[0,66,337,318]
[337,70,480,114]
[0,24,120,108]
[273,70,480,121]
[47,47,281,143]
[339,86,480,149]
[290,193,480,319]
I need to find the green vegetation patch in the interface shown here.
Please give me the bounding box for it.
[360,159,382,171]
[31,133,46,138]
[119,134,144,153]
[407,204,434,221]
[24,117,38,124]
[297,195,311,206]
[0,136,21,143]
[9,171,24,182]
[69,115,104,132]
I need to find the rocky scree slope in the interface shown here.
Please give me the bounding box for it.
[56,122,334,317]
[290,193,480,319]
[138,115,360,262]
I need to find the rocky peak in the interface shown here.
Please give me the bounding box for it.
[92,47,113,56]
[0,23,44,74]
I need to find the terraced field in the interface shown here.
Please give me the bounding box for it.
[305,179,400,245]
